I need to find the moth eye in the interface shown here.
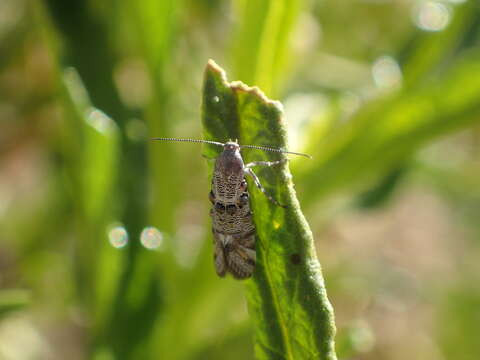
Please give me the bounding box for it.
[226,204,237,215]
[215,203,226,211]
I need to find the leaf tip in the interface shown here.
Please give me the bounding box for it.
[230,81,284,112]
[206,58,221,71]
[206,59,227,79]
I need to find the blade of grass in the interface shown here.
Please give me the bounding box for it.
[400,1,477,87]
[232,0,304,98]
[298,49,480,206]
[60,69,130,347]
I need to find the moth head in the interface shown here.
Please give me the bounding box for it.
[224,141,240,152]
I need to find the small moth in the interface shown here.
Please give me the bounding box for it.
[152,137,310,279]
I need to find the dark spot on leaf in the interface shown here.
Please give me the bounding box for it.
[290,253,301,265]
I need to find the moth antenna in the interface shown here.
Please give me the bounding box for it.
[240,144,312,159]
[151,137,225,147]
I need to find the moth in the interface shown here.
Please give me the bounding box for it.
[152,137,310,279]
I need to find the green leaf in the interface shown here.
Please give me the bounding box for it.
[202,60,337,360]
[60,68,125,337]
[298,49,480,205]
[232,0,304,97]
[400,1,476,86]
[355,165,409,209]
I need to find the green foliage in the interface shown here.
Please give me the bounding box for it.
[202,61,336,359]
[1,0,480,359]
[299,49,480,204]
[232,0,303,97]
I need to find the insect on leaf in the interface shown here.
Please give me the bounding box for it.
[202,60,337,360]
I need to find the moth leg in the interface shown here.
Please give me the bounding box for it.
[244,167,286,208]
[244,158,287,169]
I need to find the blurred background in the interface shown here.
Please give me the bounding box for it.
[1,0,479,359]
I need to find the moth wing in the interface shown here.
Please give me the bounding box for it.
[213,232,227,277]
[226,240,256,279]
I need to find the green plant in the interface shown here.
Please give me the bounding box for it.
[202,60,336,360]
